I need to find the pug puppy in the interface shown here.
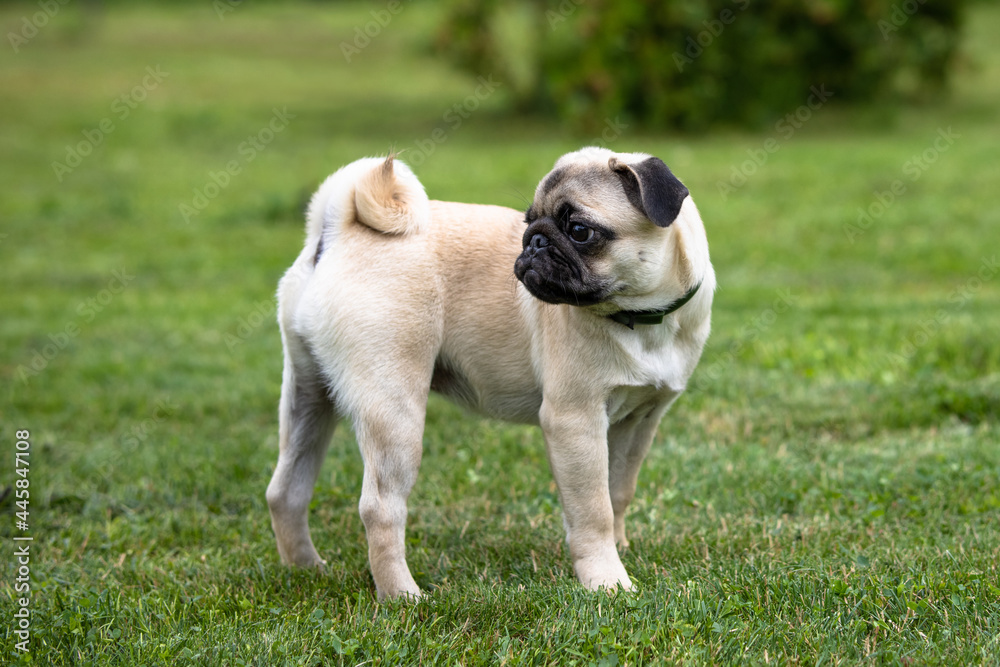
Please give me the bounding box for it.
[266,147,715,600]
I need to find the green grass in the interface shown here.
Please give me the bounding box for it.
[2,1,999,665]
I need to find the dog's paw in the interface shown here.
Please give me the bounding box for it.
[584,574,634,594]
[281,549,326,569]
[575,555,633,593]
[376,582,423,603]
[372,561,423,602]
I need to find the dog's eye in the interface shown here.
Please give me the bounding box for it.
[569,224,594,244]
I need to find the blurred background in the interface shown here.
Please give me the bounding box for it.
[3,0,996,453]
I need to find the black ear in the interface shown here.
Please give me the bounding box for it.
[610,156,689,227]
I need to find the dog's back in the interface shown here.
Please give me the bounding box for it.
[284,156,540,422]
[307,156,429,258]
[278,156,432,339]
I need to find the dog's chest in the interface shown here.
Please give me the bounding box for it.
[605,384,678,425]
[602,330,689,424]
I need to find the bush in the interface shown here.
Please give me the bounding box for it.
[436,0,966,131]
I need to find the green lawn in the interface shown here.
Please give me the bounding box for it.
[2,1,999,665]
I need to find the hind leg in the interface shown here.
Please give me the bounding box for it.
[315,315,438,600]
[307,277,441,599]
[266,334,337,567]
[349,370,431,600]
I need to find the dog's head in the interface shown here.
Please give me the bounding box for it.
[514,147,698,317]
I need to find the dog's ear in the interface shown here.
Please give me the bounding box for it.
[609,156,689,227]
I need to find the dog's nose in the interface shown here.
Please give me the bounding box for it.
[529,233,549,250]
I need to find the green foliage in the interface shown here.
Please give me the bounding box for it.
[438,0,966,130]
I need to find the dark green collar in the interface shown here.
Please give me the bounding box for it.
[608,281,702,329]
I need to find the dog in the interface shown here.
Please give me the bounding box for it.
[266,147,715,600]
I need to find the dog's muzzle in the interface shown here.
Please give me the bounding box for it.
[514,219,604,306]
[527,232,550,251]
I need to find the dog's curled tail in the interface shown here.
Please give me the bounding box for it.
[305,155,430,260]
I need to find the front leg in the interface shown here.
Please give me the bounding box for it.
[540,400,632,592]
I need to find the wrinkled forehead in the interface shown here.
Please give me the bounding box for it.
[532,161,624,214]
